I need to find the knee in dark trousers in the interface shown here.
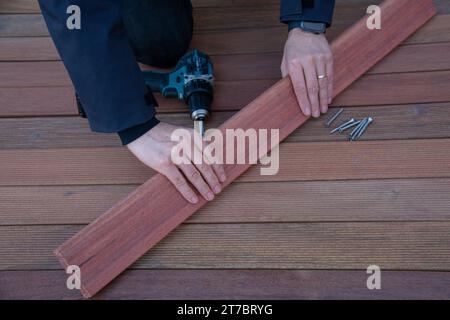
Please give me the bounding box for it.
[122,0,193,68]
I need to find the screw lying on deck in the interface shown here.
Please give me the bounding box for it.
[348,118,367,140]
[338,119,362,133]
[325,108,344,127]
[349,117,373,141]
[330,118,356,134]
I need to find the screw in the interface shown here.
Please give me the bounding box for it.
[338,119,362,133]
[348,118,368,141]
[330,118,356,134]
[325,108,344,127]
[352,117,373,141]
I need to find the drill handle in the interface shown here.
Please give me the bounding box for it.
[142,71,169,93]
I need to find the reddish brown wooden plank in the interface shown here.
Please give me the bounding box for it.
[2,222,450,270]
[51,0,437,298]
[1,139,449,186]
[1,269,450,300]
[2,178,450,226]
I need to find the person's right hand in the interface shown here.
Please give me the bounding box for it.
[127,122,226,204]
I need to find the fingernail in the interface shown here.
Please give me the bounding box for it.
[206,192,214,201]
[304,108,311,116]
[213,185,221,194]
[190,195,199,204]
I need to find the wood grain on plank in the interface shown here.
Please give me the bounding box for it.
[0,1,275,13]
[2,222,450,270]
[3,102,450,149]
[334,70,450,107]
[2,178,450,226]
[191,13,450,53]
[1,139,450,186]
[214,42,450,80]
[0,38,450,80]
[0,0,40,13]
[2,0,449,36]
[2,68,450,115]
[51,0,438,297]
[0,14,48,37]
[2,0,449,13]
[0,1,381,36]
[1,269,449,300]
[0,87,76,117]
[1,14,449,62]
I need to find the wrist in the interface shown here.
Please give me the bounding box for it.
[288,20,327,34]
[118,116,160,145]
[288,27,325,39]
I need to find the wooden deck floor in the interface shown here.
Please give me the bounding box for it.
[1,0,450,299]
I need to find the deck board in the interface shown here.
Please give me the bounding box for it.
[2,139,450,186]
[2,269,449,300]
[2,15,450,62]
[2,70,450,116]
[1,222,450,270]
[2,178,450,226]
[3,102,450,149]
[1,0,449,299]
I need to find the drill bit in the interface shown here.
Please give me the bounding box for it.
[195,120,205,137]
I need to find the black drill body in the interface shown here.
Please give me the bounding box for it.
[142,49,214,135]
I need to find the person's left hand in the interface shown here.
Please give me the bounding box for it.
[281,28,333,118]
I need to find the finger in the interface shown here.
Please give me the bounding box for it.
[164,166,198,204]
[191,145,222,194]
[315,57,329,114]
[179,162,215,201]
[202,145,227,184]
[213,163,227,183]
[303,63,320,118]
[289,63,311,116]
[197,130,227,183]
[326,57,334,104]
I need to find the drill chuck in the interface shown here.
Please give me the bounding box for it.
[142,49,214,136]
[185,78,213,121]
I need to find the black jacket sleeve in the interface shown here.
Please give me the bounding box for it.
[280,0,335,27]
[38,0,159,144]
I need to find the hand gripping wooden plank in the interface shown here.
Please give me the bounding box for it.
[55,0,436,298]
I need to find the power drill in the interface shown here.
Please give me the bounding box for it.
[142,49,214,136]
